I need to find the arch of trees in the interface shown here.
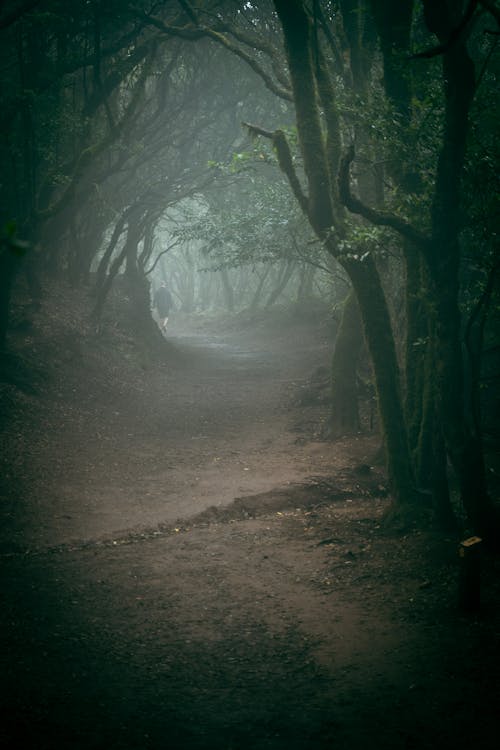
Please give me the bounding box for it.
[1,0,499,539]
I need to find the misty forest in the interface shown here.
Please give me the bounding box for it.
[1,1,500,748]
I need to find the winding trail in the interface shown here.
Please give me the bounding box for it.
[2,312,334,550]
[2,309,499,750]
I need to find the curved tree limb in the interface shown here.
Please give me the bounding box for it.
[338,146,430,250]
[200,27,292,101]
[94,211,129,290]
[272,130,310,217]
[38,46,155,222]
[274,0,335,234]
[412,0,479,58]
[145,238,182,275]
[177,0,290,92]
[218,23,291,92]
[136,11,292,101]
[242,122,310,217]
[242,122,275,139]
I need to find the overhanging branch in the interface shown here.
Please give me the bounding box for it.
[338,146,430,250]
[145,238,182,275]
[242,122,310,217]
[137,11,292,101]
[411,0,479,58]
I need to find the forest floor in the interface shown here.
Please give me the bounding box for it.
[1,281,500,750]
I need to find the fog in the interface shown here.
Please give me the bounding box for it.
[1,2,499,749]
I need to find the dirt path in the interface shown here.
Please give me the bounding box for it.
[2,309,340,550]
[1,306,500,749]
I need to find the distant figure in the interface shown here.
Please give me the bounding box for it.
[154,281,173,333]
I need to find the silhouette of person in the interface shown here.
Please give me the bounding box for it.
[154,281,173,333]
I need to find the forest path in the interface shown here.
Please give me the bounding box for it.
[2,304,499,750]
[1,310,341,551]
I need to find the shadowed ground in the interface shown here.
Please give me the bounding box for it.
[1,293,499,749]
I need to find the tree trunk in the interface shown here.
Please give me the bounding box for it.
[250,266,271,311]
[422,2,498,538]
[433,274,493,536]
[197,270,213,312]
[265,259,294,308]
[404,251,428,453]
[274,0,417,509]
[179,250,196,313]
[342,254,416,508]
[95,212,127,291]
[220,268,235,312]
[296,263,315,303]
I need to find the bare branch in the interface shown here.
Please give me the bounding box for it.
[136,11,292,101]
[38,50,153,222]
[202,27,292,101]
[215,21,291,92]
[145,238,182,275]
[242,122,274,139]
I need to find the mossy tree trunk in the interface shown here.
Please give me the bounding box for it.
[403,250,455,526]
[405,253,429,451]
[363,0,458,528]
[422,1,497,538]
[343,254,416,505]
[404,251,428,454]
[274,0,416,509]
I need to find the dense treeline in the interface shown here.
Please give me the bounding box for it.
[0,0,296,341]
[1,0,499,538]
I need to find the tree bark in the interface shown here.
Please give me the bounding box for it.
[423,0,497,538]
[265,260,294,308]
[274,0,416,508]
[342,253,416,507]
